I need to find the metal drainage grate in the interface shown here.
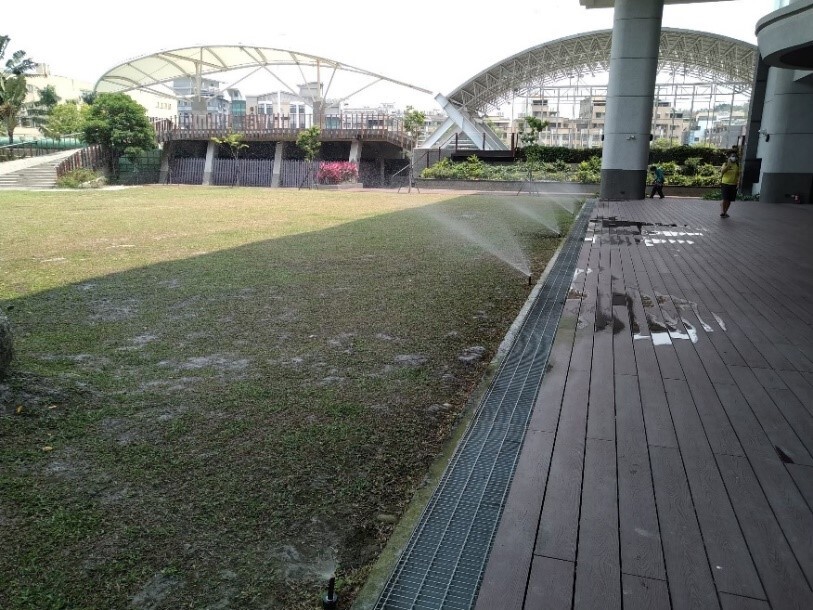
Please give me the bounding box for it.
[374,199,596,610]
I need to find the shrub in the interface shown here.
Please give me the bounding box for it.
[317,161,358,184]
[56,167,103,188]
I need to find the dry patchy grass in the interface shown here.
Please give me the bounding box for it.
[0,186,580,609]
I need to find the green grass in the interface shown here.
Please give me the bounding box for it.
[0,186,581,609]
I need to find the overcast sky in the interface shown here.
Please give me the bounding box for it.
[6,0,773,109]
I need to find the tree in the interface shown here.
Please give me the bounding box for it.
[0,35,36,75]
[296,125,321,161]
[25,84,61,130]
[211,132,248,186]
[43,101,85,139]
[519,116,549,146]
[0,36,35,143]
[82,92,155,179]
[0,75,27,142]
[403,106,426,143]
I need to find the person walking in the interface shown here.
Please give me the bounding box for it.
[649,165,665,199]
[720,150,740,218]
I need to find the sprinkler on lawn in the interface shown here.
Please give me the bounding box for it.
[528,273,533,287]
[322,576,338,610]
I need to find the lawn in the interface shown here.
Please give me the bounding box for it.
[0,186,580,609]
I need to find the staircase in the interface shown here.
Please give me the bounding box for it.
[0,150,77,189]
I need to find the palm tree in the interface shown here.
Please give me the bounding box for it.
[0,35,36,75]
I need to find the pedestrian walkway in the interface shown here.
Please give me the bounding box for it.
[0,149,77,188]
[475,197,813,610]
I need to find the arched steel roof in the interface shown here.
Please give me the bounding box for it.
[95,45,431,102]
[448,28,757,112]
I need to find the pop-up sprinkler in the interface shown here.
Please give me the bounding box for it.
[323,576,338,610]
[528,274,533,287]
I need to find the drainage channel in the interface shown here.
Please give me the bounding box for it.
[373,199,596,610]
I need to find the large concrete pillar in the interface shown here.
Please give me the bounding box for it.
[158,142,174,184]
[202,140,217,186]
[741,57,770,195]
[756,67,813,203]
[349,139,362,163]
[600,0,665,200]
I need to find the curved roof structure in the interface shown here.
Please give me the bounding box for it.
[95,45,431,103]
[448,28,757,112]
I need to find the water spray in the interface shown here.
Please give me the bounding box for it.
[323,576,338,610]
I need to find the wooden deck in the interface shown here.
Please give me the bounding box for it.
[474,197,813,609]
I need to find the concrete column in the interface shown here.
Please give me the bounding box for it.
[756,67,813,203]
[600,0,665,200]
[202,140,217,186]
[349,139,362,163]
[271,141,284,188]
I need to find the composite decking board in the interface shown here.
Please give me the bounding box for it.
[787,464,813,510]
[670,342,744,456]
[697,223,813,346]
[526,311,575,433]
[777,370,813,417]
[620,574,670,610]
[691,229,813,346]
[650,445,720,610]
[573,438,621,610]
[668,249,794,374]
[651,257,736,385]
[472,199,813,610]
[624,236,685,381]
[713,380,802,465]
[569,245,600,373]
[662,377,762,597]
[524,555,574,609]
[726,367,813,466]
[761,387,813,461]
[673,238,798,372]
[612,301,637,376]
[587,240,616,441]
[534,367,590,562]
[776,343,813,373]
[745,455,813,585]
[615,373,666,580]
[716,454,813,609]
[719,594,772,610]
[473,430,554,610]
[635,345,679,449]
[752,367,790,390]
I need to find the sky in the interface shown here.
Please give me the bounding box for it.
[5,0,774,111]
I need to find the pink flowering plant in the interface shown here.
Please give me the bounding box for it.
[317,161,358,185]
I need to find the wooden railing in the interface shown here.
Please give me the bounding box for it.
[56,145,108,177]
[151,113,415,148]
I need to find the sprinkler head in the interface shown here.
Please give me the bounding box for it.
[322,576,338,610]
[528,274,533,287]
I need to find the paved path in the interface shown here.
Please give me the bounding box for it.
[475,197,813,610]
[0,149,76,175]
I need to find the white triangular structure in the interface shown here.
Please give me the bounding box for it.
[422,93,508,151]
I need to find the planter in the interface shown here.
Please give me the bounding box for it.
[318,182,364,190]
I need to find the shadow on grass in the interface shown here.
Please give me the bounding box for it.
[0,193,579,610]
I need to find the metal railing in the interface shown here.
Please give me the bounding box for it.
[0,134,84,162]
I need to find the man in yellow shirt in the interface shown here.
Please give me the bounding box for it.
[720,150,740,218]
